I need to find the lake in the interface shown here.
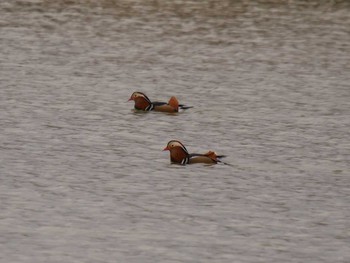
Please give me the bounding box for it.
[0,1,349,262]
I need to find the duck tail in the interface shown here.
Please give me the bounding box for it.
[204,151,231,165]
[179,104,193,110]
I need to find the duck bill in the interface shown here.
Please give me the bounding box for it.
[127,97,133,102]
[163,146,169,151]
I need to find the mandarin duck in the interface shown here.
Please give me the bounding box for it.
[128,92,192,112]
[163,140,226,165]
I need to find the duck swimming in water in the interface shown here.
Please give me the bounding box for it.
[163,140,226,165]
[128,92,192,112]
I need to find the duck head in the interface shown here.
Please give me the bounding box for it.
[128,91,152,110]
[128,91,145,101]
[163,140,189,164]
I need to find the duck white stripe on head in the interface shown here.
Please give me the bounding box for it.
[130,91,152,104]
[167,140,189,154]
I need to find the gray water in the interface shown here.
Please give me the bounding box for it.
[1,1,350,262]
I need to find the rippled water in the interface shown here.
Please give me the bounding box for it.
[1,1,350,262]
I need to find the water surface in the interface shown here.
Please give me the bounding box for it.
[1,1,350,262]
